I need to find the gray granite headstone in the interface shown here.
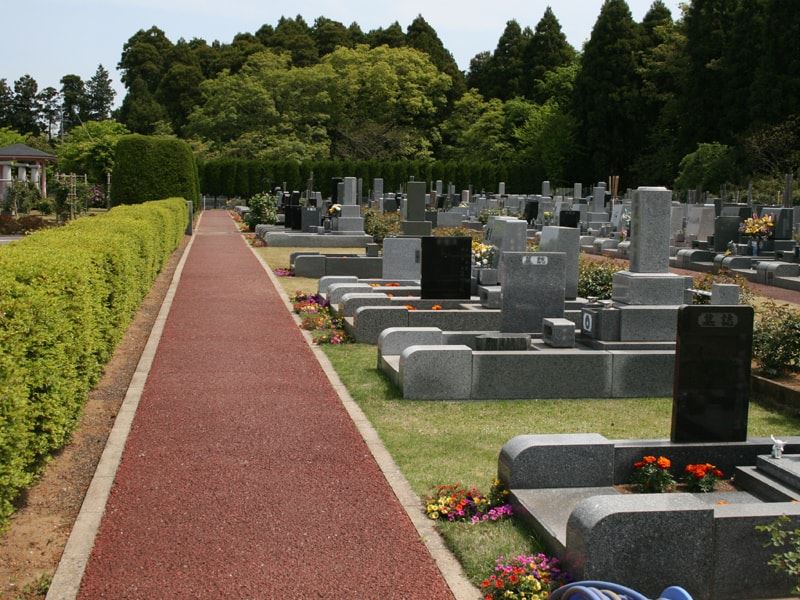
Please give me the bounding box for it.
[498,182,506,195]
[573,183,582,200]
[630,187,672,273]
[542,181,551,196]
[403,182,427,221]
[382,237,421,280]
[500,252,566,333]
[592,184,606,213]
[539,226,580,299]
[373,178,384,201]
[342,177,357,204]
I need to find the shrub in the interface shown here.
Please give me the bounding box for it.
[244,193,278,231]
[111,135,200,211]
[577,255,626,299]
[753,302,800,377]
[434,226,483,241]
[0,198,187,526]
[691,271,753,305]
[757,515,800,595]
[3,181,42,214]
[363,209,400,243]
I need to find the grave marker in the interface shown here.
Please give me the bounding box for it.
[421,236,471,299]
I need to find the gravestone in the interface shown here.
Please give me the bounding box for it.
[500,252,566,333]
[559,210,580,228]
[343,177,357,204]
[382,237,421,280]
[760,207,794,240]
[685,205,715,241]
[524,200,539,225]
[301,207,321,233]
[401,181,432,236]
[331,177,343,202]
[713,216,741,251]
[542,181,551,196]
[373,178,384,201]
[539,226,580,299]
[573,183,582,200]
[436,180,443,195]
[420,236,471,299]
[671,304,754,443]
[498,182,506,196]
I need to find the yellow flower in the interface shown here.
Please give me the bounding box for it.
[430,511,439,519]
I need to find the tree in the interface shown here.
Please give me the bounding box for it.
[37,86,60,140]
[118,77,168,134]
[157,61,204,133]
[57,120,130,181]
[484,20,532,100]
[0,79,12,128]
[60,74,87,132]
[466,52,492,96]
[312,17,352,56]
[406,15,466,100]
[118,26,173,92]
[673,142,737,194]
[0,127,25,148]
[515,100,577,183]
[86,64,116,120]
[522,7,576,101]
[572,0,644,182]
[367,22,406,48]
[267,16,319,66]
[11,75,40,135]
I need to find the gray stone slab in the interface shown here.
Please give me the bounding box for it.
[685,205,715,241]
[566,495,714,599]
[382,237,421,280]
[630,187,672,273]
[318,275,358,294]
[542,317,576,348]
[343,176,357,204]
[539,226,580,299]
[472,350,612,399]
[436,212,465,228]
[612,271,692,305]
[610,350,674,396]
[399,345,473,399]
[407,309,500,331]
[353,306,409,344]
[499,433,615,489]
[618,305,681,341]
[710,283,741,305]
[327,283,374,306]
[400,220,433,236]
[378,327,444,357]
[475,333,530,351]
[325,256,382,278]
[293,254,327,277]
[479,285,501,309]
[501,252,566,333]
[403,181,427,221]
[339,293,391,317]
[756,454,800,490]
[265,232,372,247]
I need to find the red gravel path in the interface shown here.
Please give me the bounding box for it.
[78,211,453,599]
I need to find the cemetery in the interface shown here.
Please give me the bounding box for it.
[3,2,800,598]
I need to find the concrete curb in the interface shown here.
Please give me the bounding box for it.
[45,213,202,600]
[247,237,480,600]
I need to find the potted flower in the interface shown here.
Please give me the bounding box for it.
[684,463,724,493]
[543,211,554,226]
[472,241,497,269]
[631,455,676,493]
[739,213,774,255]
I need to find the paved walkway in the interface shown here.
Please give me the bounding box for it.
[77,211,453,599]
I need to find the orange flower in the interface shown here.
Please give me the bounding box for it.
[657,457,671,469]
[713,469,724,478]
[643,456,657,464]
[634,461,645,469]
[404,304,416,311]
[431,304,442,310]
[481,580,491,589]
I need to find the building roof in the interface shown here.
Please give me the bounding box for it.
[0,143,56,162]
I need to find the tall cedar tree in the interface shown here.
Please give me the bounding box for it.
[86,64,116,121]
[406,15,466,100]
[484,20,532,100]
[522,7,576,101]
[0,79,12,128]
[312,17,353,56]
[367,22,406,48]
[267,16,319,66]
[11,75,40,135]
[572,0,644,183]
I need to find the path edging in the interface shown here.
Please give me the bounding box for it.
[246,238,479,600]
[45,213,202,600]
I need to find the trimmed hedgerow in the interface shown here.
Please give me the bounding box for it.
[577,255,627,299]
[111,135,200,211]
[0,198,187,526]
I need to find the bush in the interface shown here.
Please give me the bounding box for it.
[0,198,187,526]
[3,181,42,214]
[434,227,484,241]
[363,209,400,244]
[577,255,626,299]
[244,193,278,231]
[753,302,800,377]
[691,271,753,305]
[111,135,200,211]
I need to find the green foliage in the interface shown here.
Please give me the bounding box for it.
[244,192,278,230]
[756,515,800,595]
[674,142,737,195]
[0,126,25,147]
[363,208,400,244]
[753,302,800,377]
[0,198,187,527]
[577,255,626,299]
[3,181,41,214]
[57,120,130,181]
[111,134,200,210]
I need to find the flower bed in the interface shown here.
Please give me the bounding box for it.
[290,291,351,345]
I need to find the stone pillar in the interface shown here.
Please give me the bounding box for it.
[435,180,443,196]
[373,178,384,201]
[17,165,27,182]
[30,165,41,193]
[542,181,551,196]
[574,183,582,200]
[461,190,470,204]
[343,177,357,204]
[498,182,506,196]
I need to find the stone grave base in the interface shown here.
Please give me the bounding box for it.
[264,231,373,247]
[500,433,800,600]
[376,327,674,399]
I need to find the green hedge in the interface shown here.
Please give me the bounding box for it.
[111,135,200,211]
[198,158,545,198]
[0,198,187,526]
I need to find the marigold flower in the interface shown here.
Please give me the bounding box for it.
[657,457,671,469]
[432,304,442,310]
[643,455,657,464]
[713,469,724,478]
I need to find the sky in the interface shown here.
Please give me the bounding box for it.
[1,0,683,106]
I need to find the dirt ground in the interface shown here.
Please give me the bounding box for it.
[0,236,189,600]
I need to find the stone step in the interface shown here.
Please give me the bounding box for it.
[733,466,800,502]
[510,487,620,556]
[756,455,800,491]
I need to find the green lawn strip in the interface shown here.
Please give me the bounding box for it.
[322,342,800,584]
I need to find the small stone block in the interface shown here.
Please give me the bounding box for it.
[327,283,374,306]
[710,283,741,305]
[378,327,444,356]
[479,285,501,309]
[318,276,358,294]
[475,333,530,351]
[353,306,409,344]
[399,345,473,399]
[542,317,576,348]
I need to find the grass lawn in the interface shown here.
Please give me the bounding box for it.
[253,239,800,585]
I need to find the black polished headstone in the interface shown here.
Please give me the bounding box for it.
[284,205,302,230]
[559,210,580,228]
[713,216,742,251]
[421,236,472,299]
[290,191,301,205]
[436,194,446,210]
[382,198,399,213]
[524,200,539,224]
[671,305,754,443]
[760,207,794,240]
